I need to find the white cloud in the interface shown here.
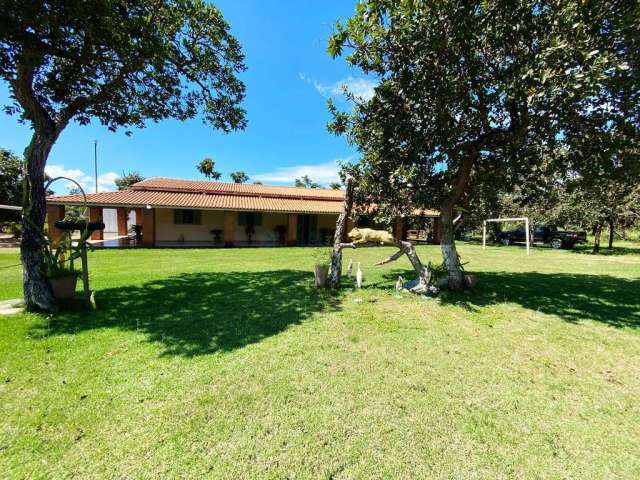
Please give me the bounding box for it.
[252,158,352,186]
[299,72,377,102]
[45,164,119,194]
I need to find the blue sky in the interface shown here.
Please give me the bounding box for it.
[0,1,375,193]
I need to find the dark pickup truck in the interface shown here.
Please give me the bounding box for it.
[496,225,587,249]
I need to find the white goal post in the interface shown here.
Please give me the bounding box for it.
[483,217,530,255]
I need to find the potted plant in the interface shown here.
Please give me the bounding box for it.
[313,248,331,288]
[42,235,80,300]
[132,224,143,242]
[245,223,255,244]
[211,228,223,243]
[274,225,287,245]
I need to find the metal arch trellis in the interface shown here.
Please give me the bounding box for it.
[44,176,89,217]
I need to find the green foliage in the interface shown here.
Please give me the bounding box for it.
[327,0,639,226]
[230,171,249,183]
[115,171,145,190]
[1,221,21,237]
[312,246,332,267]
[0,148,23,221]
[196,157,221,180]
[295,175,321,189]
[41,229,91,279]
[0,0,247,133]
[329,182,342,190]
[61,187,85,222]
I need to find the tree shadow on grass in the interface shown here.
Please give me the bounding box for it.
[381,269,640,328]
[34,270,341,357]
[570,244,640,256]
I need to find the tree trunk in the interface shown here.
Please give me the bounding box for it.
[329,178,354,289]
[439,151,474,292]
[608,218,614,249]
[21,131,57,311]
[592,221,602,254]
[440,203,465,291]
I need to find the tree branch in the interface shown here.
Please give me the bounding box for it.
[11,60,55,134]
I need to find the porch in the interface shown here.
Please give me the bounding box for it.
[46,205,340,248]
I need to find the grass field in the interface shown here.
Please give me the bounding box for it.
[1,241,639,478]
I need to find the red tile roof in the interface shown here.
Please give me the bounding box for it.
[47,177,346,214]
[47,177,440,216]
[131,177,345,200]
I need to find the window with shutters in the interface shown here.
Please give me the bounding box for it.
[173,209,202,225]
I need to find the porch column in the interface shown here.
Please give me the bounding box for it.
[394,217,404,241]
[224,211,237,246]
[287,213,298,245]
[116,208,128,236]
[141,207,155,247]
[46,204,65,245]
[134,207,143,226]
[89,206,103,241]
[432,217,443,244]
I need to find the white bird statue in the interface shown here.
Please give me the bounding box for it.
[347,258,353,277]
[356,262,364,289]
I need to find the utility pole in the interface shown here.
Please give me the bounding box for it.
[94,140,98,193]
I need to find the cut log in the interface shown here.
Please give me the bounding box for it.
[376,240,433,294]
[334,239,435,294]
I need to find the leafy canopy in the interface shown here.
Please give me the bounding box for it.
[115,171,145,190]
[328,0,637,220]
[0,0,247,136]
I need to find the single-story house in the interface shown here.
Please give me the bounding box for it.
[46,177,441,247]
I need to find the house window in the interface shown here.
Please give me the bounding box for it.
[174,209,202,225]
[238,212,262,226]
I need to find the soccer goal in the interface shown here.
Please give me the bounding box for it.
[482,217,530,255]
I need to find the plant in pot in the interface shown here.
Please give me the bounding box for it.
[210,228,223,244]
[313,247,331,288]
[42,234,81,301]
[245,223,255,244]
[131,224,143,242]
[274,225,287,245]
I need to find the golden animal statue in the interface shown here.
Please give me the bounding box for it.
[347,227,397,246]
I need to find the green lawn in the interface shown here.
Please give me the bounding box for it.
[1,242,639,478]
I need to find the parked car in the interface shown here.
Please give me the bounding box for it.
[496,225,587,249]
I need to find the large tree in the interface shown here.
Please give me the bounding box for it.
[1,0,246,311]
[328,0,636,290]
